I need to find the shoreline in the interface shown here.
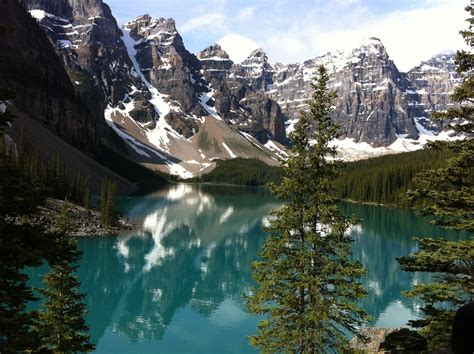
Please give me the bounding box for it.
[16,198,133,237]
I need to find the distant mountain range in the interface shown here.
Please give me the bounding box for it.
[2,0,461,177]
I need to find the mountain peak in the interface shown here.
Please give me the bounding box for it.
[197,43,230,60]
[248,48,266,58]
[125,15,177,32]
[353,37,387,57]
[242,48,269,66]
[124,15,179,45]
[361,37,382,45]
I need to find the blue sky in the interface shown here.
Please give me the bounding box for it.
[105,0,467,71]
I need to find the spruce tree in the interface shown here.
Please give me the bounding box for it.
[83,174,91,211]
[398,4,474,351]
[107,180,118,226]
[99,178,119,226]
[36,258,95,353]
[247,65,368,353]
[99,178,109,226]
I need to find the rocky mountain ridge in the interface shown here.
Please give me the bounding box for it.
[233,38,459,149]
[17,0,460,176]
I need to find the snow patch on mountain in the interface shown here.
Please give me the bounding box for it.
[329,125,462,161]
[199,89,222,121]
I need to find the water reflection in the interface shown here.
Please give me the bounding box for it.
[79,185,277,351]
[342,202,469,327]
[27,185,468,353]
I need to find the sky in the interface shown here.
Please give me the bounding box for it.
[105,0,468,71]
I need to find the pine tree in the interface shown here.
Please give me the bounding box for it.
[36,258,95,353]
[99,178,109,226]
[99,178,118,226]
[106,180,118,226]
[247,65,368,353]
[398,4,474,351]
[83,174,91,211]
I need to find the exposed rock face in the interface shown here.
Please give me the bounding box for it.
[232,48,275,91]
[266,38,421,146]
[21,0,140,110]
[0,0,99,151]
[408,52,459,115]
[12,0,461,176]
[198,43,233,81]
[124,15,205,119]
[198,44,287,144]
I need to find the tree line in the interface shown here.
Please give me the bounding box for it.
[0,97,116,352]
[334,148,452,206]
[246,3,473,351]
[188,157,283,186]
[0,95,95,351]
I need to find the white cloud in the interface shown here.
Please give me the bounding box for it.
[217,34,260,63]
[180,12,227,33]
[264,34,305,64]
[237,6,255,21]
[262,0,466,71]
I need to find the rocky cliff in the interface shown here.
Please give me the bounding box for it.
[15,0,460,176]
[256,38,421,147]
[408,52,459,112]
[1,0,99,150]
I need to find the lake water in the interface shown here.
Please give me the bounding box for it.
[27,184,468,353]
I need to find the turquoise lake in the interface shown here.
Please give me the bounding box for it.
[27,184,468,353]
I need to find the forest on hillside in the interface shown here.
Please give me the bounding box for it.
[191,148,451,207]
[334,148,451,206]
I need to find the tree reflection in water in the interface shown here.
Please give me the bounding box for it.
[27,185,468,352]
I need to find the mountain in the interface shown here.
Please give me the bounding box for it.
[14,0,460,177]
[18,0,285,177]
[407,52,459,132]
[232,39,459,159]
[269,38,421,147]
[0,0,139,192]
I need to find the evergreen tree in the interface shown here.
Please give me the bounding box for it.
[83,174,91,211]
[106,180,118,226]
[247,66,368,353]
[398,4,474,351]
[100,178,109,226]
[99,178,118,226]
[36,257,95,353]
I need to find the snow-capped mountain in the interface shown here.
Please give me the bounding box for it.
[16,0,461,176]
[227,38,460,159]
[408,52,459,114]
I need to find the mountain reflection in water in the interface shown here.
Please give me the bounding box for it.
[26,184,468,353]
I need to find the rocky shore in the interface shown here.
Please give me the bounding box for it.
[350,328,400,353]
[16,198,133,236]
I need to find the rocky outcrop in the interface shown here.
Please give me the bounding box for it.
[21,0,140,108]
[231,48,275,91]
[408,52,458,113]
[0,0,100,151]
[198,44,287,144]
[124,15,205,118]
[11,0,460,175]
[198,43,233,81]
[15,198,132,236]
[267,38,421,146]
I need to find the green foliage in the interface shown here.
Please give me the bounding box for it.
[246,66,368,353]
[406,142,473,230]
[379,328,428,352]
[36,254,95,353]
[100,178,118,227]
[0,89,93,351]
[398,239,474,350]
[334,148,451,206]
[190,158,283,186]
[398,5,474,351]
